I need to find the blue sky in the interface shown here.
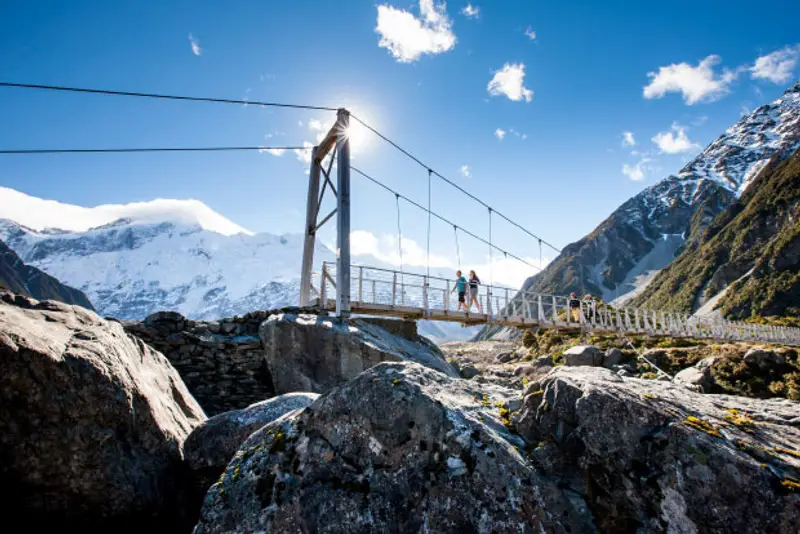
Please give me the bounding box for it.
[1,0,799,285]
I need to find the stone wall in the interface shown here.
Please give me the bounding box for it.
[124,311,279,416]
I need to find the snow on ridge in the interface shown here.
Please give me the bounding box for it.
[677,80,800,195]
[0,186,253,236]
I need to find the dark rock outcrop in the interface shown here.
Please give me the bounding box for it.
[0,290,206,532]
[516,367,800,533]
[259,312,458,394]
[195,362,593,533]
[184,392,318,501]
[0,238,94,310]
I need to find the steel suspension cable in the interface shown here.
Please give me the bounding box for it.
[426,169,432,279]
[488,207,494,287]
[453,226,461,268]
[395,194,404,275]
[0,145,311,155]
[351,165,541,271]
[349,113,562,254]
[0,82,338,111]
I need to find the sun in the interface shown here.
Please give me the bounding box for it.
[345,120,371,153]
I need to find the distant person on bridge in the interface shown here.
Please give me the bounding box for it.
[452,270,468,312]
[468,270,483,313]
[583,294,595,321]
[569,292,581,322]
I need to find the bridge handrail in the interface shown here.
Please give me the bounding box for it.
[318,262,800,346]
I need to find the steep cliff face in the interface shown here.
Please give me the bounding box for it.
[0,238,94,310]
[632,148,800,318]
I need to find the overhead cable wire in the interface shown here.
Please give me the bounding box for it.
[0,82,339,112]
[349,113,562,253]
[0,146,311,155]
[426,169,432,279]
[351,165,541,272]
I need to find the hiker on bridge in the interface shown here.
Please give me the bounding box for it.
[468,270,483,313]
[569,292,581,322]
[583,294,596,321]
[452,270,468,312]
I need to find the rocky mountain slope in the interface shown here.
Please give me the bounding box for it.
[516,80,800,307]
[0,237,94,310]
[632,147,800,318]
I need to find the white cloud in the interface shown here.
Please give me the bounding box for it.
[487,63,533,102]
[375,0,456,63]
[643,55,739,105]
[622,131,636,147]
[460,165,471,178]
[295,141,314,165]
[188,34,202,56]
[350,230,548,287]
[651,123,700,154]
[351,231,452,269]
[259,147,286,156]
[524,26,536,40]
[461,3,479,18]
[622,157,652,181]
[750,45,800,84]
[494,128,506,140]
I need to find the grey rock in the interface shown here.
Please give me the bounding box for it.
[459,364,480,379]
[535,355,555,368]
[184,392,319,499]
[0,293,206,531]
[674,357,718,391]
[194,363,594,534]
[616,368,634,377]
[603,348,623,368]
[513,364,536,376]
[743,347,786,368]
[562,345,603,366]
[494,351,514,363]
[259,313,457,394]
[516,366,800,533]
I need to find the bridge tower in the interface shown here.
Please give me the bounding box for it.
[299,108,351,317]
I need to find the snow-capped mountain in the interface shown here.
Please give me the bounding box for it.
[508,80,800,308]
[0,188,477,342]
[679,80,800,195]
[0,189,334,320]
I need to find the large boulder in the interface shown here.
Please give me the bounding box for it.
[184,392,318,499]
[515,366,800,533]
[743,346,786,368]
[0,292,206,531]
[259,313,458,393]
[562,344,603,366]
[194,362,594,533]
[674,356,718,391]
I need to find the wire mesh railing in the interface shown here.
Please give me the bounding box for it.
[317,262,800,345]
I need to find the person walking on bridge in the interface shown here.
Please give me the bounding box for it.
[569,292,581,322]
[468,270,483,313]
[452,270,468,312]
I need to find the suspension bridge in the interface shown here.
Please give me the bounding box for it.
[3,82,799,346]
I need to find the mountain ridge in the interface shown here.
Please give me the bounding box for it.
[0,238,95,310]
